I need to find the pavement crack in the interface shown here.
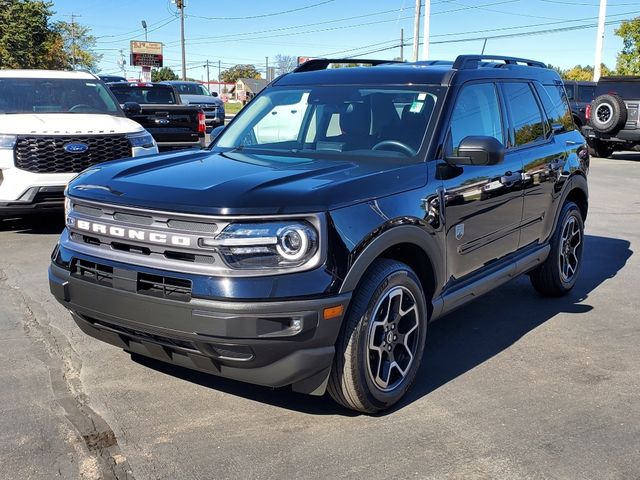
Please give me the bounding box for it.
[0,265,135,480]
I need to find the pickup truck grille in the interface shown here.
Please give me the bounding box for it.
[14,135,131,173]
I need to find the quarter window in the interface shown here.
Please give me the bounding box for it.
[503,82,546,147]
[448,82,504,154]
[536,83,575,133]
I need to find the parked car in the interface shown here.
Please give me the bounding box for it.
[0,70,157,218]
[563,80,596,128]
[160,81,224,132]
[582,76,640,157]
[108,82,207,151]
[50,55,589,413]
[98,75,127,83]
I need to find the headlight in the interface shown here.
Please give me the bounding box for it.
[200,221,319,270]
[127,131,155,148]
[0,134,17,149]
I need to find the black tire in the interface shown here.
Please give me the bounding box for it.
[530,201,584,297]
[592,140,615,159]
[328,259,428,413]
[590,94,627,134]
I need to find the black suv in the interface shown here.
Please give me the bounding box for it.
[49,55,589,413]
[582,76,640,157]
[563,80,596,128]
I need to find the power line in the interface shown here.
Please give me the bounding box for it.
[185,0,336,21]
[96,17,178,44]
[320,8,638,57]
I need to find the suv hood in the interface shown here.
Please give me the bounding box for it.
[67,149,427,215]
[0,113,144,135]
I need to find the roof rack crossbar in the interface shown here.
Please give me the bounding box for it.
[293,58,400,73]
[452,55,546,70]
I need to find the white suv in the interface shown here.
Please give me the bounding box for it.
[0,70,158,217]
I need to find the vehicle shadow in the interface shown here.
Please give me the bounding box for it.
[131,234,632,416]
[0,212,65,234]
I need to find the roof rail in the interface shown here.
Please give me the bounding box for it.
[452,55,546,70]
[293,58,400,73]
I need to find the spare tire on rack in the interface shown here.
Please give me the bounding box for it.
[589,94,627,134]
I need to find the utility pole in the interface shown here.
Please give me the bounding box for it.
[400,28,404,62]
[265,56,269,81]
[593,0,607,81]
[205,59,210,88]
[422,0,431,60]
[412,0,421,62]
[177,0,186,80]
[65,13,81,69]
[218,60,221,84]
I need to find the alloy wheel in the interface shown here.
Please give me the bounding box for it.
[366,286,420,392]
[559,215,582,283]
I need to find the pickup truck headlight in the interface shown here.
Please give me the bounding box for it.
[0,134,17,149]
[127,131,155,149]
[200,221,319,269]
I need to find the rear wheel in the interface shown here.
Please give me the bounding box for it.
[530,201,584,296]
[328,259,428,413]
[590,94,627,134]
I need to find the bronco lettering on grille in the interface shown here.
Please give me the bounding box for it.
[76,220,192,246]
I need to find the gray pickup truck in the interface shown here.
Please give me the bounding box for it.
[108,82,206,151]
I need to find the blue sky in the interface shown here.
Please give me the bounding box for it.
[49,0,637,79]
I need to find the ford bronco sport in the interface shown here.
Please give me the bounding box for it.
[49,55,589,413]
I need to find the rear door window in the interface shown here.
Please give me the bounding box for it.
[536,83,575,133]
[578,85,596,103]
[503,82,547,147]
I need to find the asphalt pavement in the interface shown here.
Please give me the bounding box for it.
[1,154,638,480]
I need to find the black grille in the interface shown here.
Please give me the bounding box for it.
[14,135,131,173]
[72,259,114,287]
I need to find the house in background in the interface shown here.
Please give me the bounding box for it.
[233,78,269,103]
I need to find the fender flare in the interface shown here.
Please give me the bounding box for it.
[339,225,443,297]
[550,173,589,236]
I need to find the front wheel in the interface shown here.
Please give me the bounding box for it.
[328,259,428,413]
[530,201,584,296]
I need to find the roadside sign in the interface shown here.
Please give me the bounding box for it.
[130,41,163,68]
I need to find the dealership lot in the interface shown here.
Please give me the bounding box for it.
[0,155,638,480]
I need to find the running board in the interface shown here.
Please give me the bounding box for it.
[431,244,551,321]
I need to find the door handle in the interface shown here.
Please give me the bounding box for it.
[566,140,580,146]
[499,171,522,185]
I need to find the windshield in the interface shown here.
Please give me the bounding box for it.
[173,83,209,96]
[110,85,178,105]
[215,85,441,159]
[0,78,121,114]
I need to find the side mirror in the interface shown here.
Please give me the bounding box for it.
[445,136,504,166]
[122,102,142,115]
[210,125,225,142]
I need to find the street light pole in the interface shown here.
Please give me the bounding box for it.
[593,0,607,81]
[422,0,431,60]
[412,0,421,62]
[141,20,147,41]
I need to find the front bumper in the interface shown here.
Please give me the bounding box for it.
[0,185,65,215]
[49,261,350,395]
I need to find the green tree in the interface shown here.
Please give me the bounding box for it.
[219,64,261,83]
[615,17,640,75]
[151,66,178,82]
[0,0,66,69]
[53,19,101,71]
[561,64,612,81]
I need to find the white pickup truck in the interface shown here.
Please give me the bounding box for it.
[0,70,158,217]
